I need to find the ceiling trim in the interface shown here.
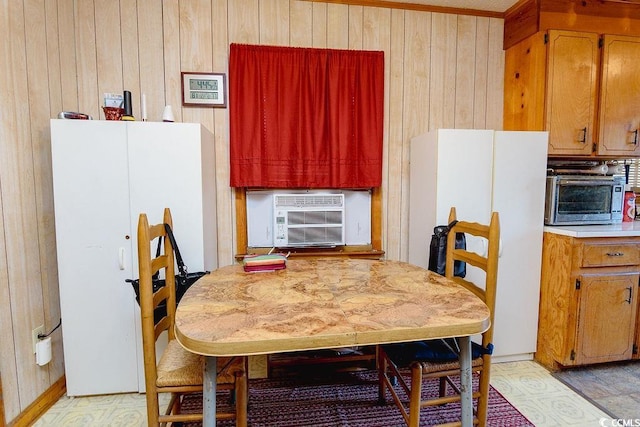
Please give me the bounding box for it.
[302,0,505,18]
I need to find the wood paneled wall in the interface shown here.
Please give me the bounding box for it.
[0,0,504,422]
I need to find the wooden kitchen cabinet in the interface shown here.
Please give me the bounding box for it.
[536,233,640,370]
[505,30,640,157]
[597,35,640,156]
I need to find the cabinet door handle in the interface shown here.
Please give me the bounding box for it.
[625,286,632,304]
[606,251,624,257]
[118,247,125,270]
[578,127,587,144]
[633,129,639,146]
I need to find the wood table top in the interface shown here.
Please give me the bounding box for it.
[174,258,490,356]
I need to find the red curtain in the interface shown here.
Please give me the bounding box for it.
[229,43,384,188]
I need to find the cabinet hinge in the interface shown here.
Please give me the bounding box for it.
[544,33,549,44]
[633,344,638,355]
[570,350,576,360]
[592,143,597,153]
[598,36,604,48]
[575,279,581,290]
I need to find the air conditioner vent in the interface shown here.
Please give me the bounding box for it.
[274,194,344,209]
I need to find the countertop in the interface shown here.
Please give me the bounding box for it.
[544,221,640,238]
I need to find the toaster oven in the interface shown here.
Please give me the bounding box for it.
[544,174,625,225]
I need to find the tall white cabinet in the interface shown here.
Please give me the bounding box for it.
[50,120,217,396]
[408,129,549,361]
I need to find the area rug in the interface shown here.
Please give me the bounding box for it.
[183,369,534,426]
[552,361,640,420]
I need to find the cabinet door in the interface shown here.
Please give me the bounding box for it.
[597,35,640,156]
[51,120,139,396]
[545,30,599,156]
[574,273,638,365]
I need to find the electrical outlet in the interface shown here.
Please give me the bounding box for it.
[32,325,44,354]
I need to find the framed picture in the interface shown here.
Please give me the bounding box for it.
[181,72,226,107]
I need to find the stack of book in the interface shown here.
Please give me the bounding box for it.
[242,253,288,272]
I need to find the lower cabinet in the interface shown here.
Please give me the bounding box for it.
[536,233,640,370]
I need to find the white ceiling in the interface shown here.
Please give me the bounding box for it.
[383,0,521,13]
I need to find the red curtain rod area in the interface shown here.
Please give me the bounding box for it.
[229,43,384,189]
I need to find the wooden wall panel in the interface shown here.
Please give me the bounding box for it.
[1,0,506,421]
[57,0,78,112]
[212,0,233,267]
[120,0,141,119]
[24,0,64,384]
[3,0,49,414]
[137,0,165,122]
[75,1,100,118]
[0,3,21,419]
[312,2,328,47]
[348,6,364,49]
[327,4,349,48]
[260,0,290,45]
[45,1,63,115]
[95,0,123,111]
[180,0,215,131]
[455,15,477,128]
[487,18,505,129]
[162,0,183,123]
[473,17,490,129]
[386,10,407,260]
[429,13,457,129]
[290,1,313,46]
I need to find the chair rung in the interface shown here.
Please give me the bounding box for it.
[158,413,203,423]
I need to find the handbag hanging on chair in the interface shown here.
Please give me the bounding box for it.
[126,223,208,322]
[428,220,466,277]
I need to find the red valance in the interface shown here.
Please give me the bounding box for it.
[229,43,384,188]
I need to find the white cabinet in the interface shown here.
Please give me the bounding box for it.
[50,120,217,396]
[408,129,548,361]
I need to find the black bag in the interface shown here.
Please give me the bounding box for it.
[428,220,466,278]
[127,223,208,322]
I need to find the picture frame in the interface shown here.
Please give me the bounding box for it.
[181,72,226,108]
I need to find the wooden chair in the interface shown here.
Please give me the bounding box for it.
[378,207,500,427]
[138,208,248,426]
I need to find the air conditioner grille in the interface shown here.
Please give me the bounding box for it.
[288,210,342,225]
[275,194,343,209]
[288,227,343,245]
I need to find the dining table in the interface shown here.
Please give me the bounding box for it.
[174,258,491,427]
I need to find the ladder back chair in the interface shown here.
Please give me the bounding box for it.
[378,207,500,427]
[138,208,248,426]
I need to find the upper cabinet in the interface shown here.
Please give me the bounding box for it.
[545,30,599,156]
[503,0,640,158]
[598,35,640,156]
[505,29,640,157]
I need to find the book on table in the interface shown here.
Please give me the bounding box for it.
[242,253,287,272]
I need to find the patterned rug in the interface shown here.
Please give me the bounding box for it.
[552,361,640,420]
[182,369,534,426]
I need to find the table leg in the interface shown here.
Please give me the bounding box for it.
[459,336,472,427]
[203,356,217,427]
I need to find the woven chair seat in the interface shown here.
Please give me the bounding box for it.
[157,340,203,387]
[415,356,483,374]
[156,341,242,387]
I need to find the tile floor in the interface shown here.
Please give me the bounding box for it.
[35,360,613,426]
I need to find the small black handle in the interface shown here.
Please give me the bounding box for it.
[579,127,587,144]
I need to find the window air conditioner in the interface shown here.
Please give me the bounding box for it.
[273,193,345,247]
